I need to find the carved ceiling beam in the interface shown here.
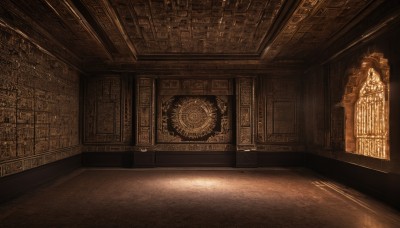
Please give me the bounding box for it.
[259,0,302,60]
[101,0,138,63]
[0,1,83,70]
[52,0,115,61]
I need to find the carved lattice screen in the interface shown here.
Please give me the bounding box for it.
[343,53,389,160]
[355,68,387,159]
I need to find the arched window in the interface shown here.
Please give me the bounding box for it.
[343,53,389,160]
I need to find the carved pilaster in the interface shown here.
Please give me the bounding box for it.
[236,77,256,150]
[135,78,155,148]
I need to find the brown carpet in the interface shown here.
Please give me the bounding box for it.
[0,168,399,227]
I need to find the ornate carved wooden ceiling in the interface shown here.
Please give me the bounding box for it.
[112,0,282,55]
[0,0,395,70]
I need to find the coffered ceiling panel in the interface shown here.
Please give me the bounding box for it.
[111,0,283,55]
[0,0,397,70]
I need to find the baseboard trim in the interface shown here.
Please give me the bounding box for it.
[155,151,236,167]
[81,151,307,168]
[82,152,133,167]
[258,152,305,167]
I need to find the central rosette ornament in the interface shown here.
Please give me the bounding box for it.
[170,97,217,139]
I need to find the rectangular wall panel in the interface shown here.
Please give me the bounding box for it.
[81,74,133,153]
[258,77,301,144]
[84,77,122,143]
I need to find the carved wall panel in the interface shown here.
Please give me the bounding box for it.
[0,25,80,177]
[257,77,301,144]
[156,78,233,151]
[158,79,233,96]
[136,78,155,147]
[236,78,255,150]
[84,76,125,143]
[157,95,231,143]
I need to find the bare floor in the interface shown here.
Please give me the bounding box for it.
[1,168,399,227]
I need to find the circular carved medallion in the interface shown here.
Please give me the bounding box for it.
[171,97,217,139]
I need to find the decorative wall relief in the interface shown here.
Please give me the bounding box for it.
[171,97,217,140]
[236,78,255,149]
[0,25,80,177]
[158,79,233,96]
[157,95,231,143]
[136,78,155,146]
[156,78,233,150]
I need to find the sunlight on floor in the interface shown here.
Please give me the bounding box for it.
[161,176,228,191]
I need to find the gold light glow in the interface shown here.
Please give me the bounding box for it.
[354,68,388,159]
[163,177,223,190]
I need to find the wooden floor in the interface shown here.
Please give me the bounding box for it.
[1,168,399,227]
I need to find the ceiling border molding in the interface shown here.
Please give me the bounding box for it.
[260,0,303,59]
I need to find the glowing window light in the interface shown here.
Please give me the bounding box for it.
[343,53,389,160]
[354,68,388,159]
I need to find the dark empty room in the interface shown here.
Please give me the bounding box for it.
[1,0,400,227]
